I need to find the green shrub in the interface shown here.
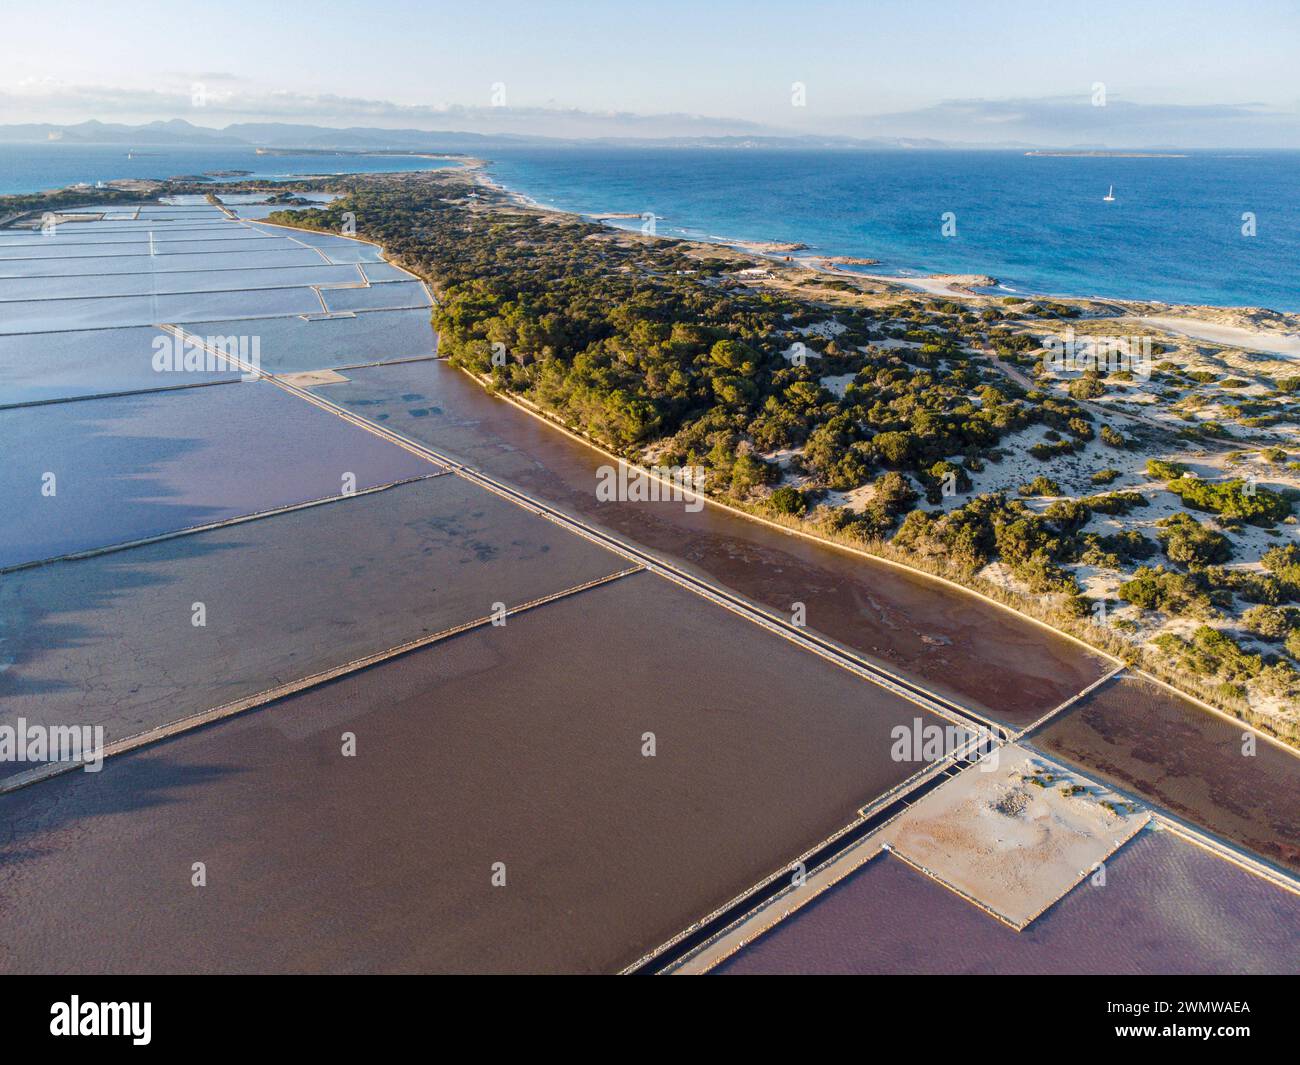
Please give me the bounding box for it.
[1096,530,1158,562]
[1241,605,1300,640]
[1018,475,1060,497]
[1044,499,1091,533]
[768,486,807,516]
[1157,514,1233,566]
[1153,627,1263,682]
[1166,475,1292,525]
[1118,566,1215,617]
[1081,491,1148,515]
[1146,458,1189,480]
[1068,376,1105,400]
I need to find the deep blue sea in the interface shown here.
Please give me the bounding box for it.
[2,142,1296,310]
[485,147,1300,311]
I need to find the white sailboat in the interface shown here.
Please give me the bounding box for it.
[1103,185,1116,202]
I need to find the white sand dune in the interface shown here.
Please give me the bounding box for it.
[1139,316,1300,359]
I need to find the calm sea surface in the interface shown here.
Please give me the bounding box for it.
[3,142,1296,309]
[0,143,454,195]
[484,147,1300,311]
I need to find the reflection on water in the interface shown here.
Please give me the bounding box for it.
[716,830,1300,974]
[313,359,1114,725]
[1034,674,1300,874]
[0,381,432,566]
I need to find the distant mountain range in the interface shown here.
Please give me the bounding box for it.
[0,118,1036,152]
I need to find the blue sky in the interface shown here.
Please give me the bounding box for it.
[2,0,1297,145]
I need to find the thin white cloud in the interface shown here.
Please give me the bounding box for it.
[829,96,1300,148]
[0,82,774,139]
[1,82,1296,147]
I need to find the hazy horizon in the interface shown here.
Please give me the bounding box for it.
[2,0,1298,148]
